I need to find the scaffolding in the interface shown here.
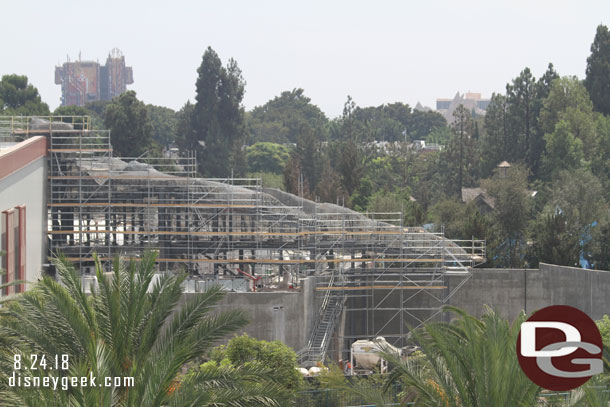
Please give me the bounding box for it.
[1,116,485,363]
[296,210,484,366]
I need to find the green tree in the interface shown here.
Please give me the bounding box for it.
[0,253,282,406]
[530,63,560,177]
[481,65,558,178]
[380,306,540,407]
[359,155,397,193]
[408,110,447,140]
[597,315,610,347]
[315,159,346,205]
[408,151,444,213]
[591,113,610,200]
[147,105,178,147]
[425,126,452,145]
[550,168,605,231]
[192,47,247,177]
[103,90,152,157]
[429,199,468,238]
[532,169,606,267]
[246,142,292,174]
[85,100,111,117]
[541,120,584,180]
[338,140,363,195]
[507,67,537,166]
[481,93,509,177]
[529,210,581,267]
[443,105,477,197]
[283,129,322,197]
[53,105,90,116]
[175,101,195,153]
[53,104,106,129]
[283,155,305,197]
[539,76,597,159]
[482,164,531,268]
[338,95,358,141]
[429,199,489,242]
[585,24,610,115]
[0,75,49,115]
[206,333,302,395]
[367,188,424,226]
[591,215,610,270]
[333,101,446,143]
[247,88,328,144]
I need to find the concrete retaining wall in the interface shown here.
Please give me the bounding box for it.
[447,263,610,321]
[190,264,610,353]
[185,276,318,351]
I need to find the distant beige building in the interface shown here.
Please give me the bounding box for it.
[436,92,491,123]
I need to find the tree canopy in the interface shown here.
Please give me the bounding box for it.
[0,75,49,116]
[191,47,247,177]
[247,88,327,144]
[206,333,302,395]
[480,64,558,178]
[147,104,178,147]
[246,142,292,174]
[103,90,152,157]
[585,24,610,115]
[331,101,446,142]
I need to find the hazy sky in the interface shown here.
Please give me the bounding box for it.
[3,0,608,118]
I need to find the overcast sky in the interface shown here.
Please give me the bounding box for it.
[3,0,608,118]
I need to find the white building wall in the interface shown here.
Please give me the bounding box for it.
[0,157,47,288]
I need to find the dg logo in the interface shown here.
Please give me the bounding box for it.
[516,305,603,391]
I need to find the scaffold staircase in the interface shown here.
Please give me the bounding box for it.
[298,271,346,367]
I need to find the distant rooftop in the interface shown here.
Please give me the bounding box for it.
[435,91,491,122]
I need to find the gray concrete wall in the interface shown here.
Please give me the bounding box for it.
[183,264,610,353]
[185,276,318,351]
[447,263,610,321]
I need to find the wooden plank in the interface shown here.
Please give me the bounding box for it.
[316,285,446,290]
[48,148,112,152]
[47,202,256,208]
[51,255,443,264]
[46,229,410,237]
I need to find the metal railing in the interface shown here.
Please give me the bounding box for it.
[298,270,346,367]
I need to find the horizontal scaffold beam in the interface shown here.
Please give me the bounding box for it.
[316,285,446,290]
[47,202,257,208]
[54,256,444,264]
[47,229,413,236]
[48,148,112,152]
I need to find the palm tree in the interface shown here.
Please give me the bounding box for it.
[566,375,610,407]
[379,306,541,407]
[0,252,283,407]
[0,250,23,304]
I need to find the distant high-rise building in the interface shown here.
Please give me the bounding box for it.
[55,48,133,106]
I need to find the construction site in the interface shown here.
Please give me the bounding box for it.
[0,115,488,367]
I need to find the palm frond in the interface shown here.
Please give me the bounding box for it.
[0,252,282,407]
[375,307,540,407]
